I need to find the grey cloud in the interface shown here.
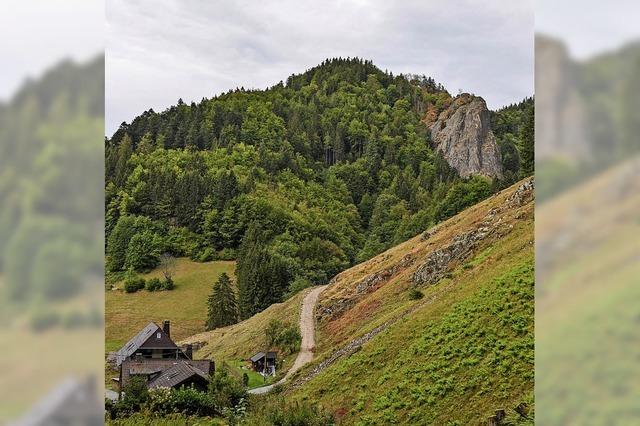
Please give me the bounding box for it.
[106,0,534,135]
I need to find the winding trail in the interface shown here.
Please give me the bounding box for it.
[248,284,327,394]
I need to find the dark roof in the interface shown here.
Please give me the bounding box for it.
[250,352,265,362]
[147,361,209,389]
[250,351,277,362]
[115,322,177,366]
[127,364,164,375]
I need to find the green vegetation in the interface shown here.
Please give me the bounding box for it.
[106,368,335,425]
[241,397,335,425]
[227,360,272,389]
[180,290,307,383]
[264,319,301,356]
[205,272,239,330]
[286,180,535,424]
[293,258,534,424]
[491,97,534,183]
[105,58,533,317]
[105,258,235,352]
[106,368,247,421]
[123,276,145,293]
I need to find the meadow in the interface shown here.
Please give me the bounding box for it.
[105,258,235,353]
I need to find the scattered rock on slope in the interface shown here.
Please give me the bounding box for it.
[429,93,503,179]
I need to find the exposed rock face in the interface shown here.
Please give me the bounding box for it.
[429,94,503,178]
[413,177,534,286]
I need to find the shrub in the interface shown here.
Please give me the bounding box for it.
[171,386,217,417]
[125,231,161,272]
[242,398,334,425]
[408,287,424,300]
[116,376,150,415]
[284,276,312,299]
[145,277,162,292]
[265,319,301,355]
[160,277,175,291]
[209,368,247,409]
[196,247,217,262]
[242,373,249,387]
[124,276,145,293]
[218,248,236,261]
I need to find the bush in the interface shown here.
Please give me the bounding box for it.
[284,276,312,299]
[408,287,424,300]
[218,248,236,261]
[145,277,162,292]
[115,376,150,416]
[196,247,217,262]
[209,368,247,409]
[123,276,145,293]
[242,397,334,425]
[160,277,175,291]
[171,386,217,417]
[242,373,249,387]
[124,231,161,272]
[265,319,301,355]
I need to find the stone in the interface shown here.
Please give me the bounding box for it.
[429,94,503,178]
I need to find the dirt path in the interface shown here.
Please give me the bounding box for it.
[248,284,327,394]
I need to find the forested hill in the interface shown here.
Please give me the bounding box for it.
[105,57,533,319]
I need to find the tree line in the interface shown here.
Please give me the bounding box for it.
[105,57,534,320]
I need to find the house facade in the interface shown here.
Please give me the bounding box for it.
[114,321,188,367]
[113,320,214,395]
[250,351,277,375]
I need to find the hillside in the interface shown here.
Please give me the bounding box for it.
[105,57,533,321]
[179,288,309,382]
[173,177,535,423]
[280,177,535,424]
[105,258,235,352]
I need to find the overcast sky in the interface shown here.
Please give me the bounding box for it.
[106,0,536,135]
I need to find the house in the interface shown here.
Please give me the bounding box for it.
[114,320,188,367]
[120,359,213,392]
[250,351,277,375]
[113,320,214,395]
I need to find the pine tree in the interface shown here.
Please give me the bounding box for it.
[237,224,291,319]
[519,105,534,178]
[205,272,239,330]
[114,134,133,186]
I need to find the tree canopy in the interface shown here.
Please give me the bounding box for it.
[105,57,533,315]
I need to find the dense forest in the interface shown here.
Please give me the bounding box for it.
[105,58,533,318]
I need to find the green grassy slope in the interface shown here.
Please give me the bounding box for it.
[179,289,308,382]
[287,178,534,424]
[105,258,235,352]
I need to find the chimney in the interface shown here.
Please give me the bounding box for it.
[185,344,193,360]
[163,320,170,338]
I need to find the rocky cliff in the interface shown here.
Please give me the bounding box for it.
[429,94,503,178]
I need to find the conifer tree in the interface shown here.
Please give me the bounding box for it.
[205,272,239,330]
[114,134,133,186]
[519,105,534,178]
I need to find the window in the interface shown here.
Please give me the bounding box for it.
[157,332,161,339]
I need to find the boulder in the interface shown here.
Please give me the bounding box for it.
[429,94,503,178]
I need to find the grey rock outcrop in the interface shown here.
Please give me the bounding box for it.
[429,94,503,178]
